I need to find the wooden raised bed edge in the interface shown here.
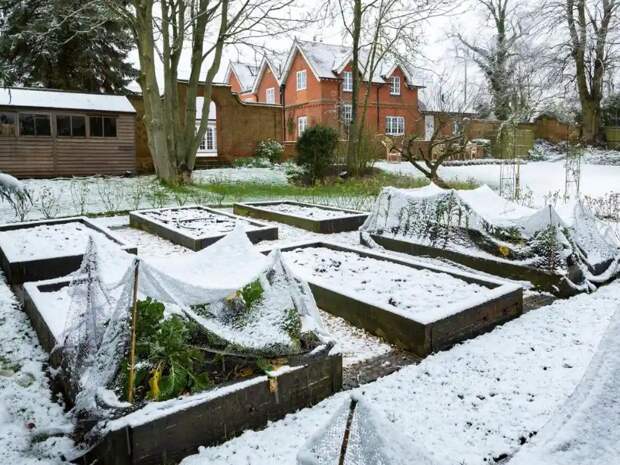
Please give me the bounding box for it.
[367,233,577,297]
[22,277,342,465]
[129,205,278,250]
[0,217,137,285]
[261,240,523,357]
[233,200,369,234]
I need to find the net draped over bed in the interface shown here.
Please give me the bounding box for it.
[361,184,620,292]
[60,226,329,417]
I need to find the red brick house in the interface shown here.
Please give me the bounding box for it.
[225,62,259,102]
[251,57,282,105]
[275,40,424,142]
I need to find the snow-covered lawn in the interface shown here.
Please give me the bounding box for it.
[377,160,620,207]
[0,166,288,223]
[180,280,620,465]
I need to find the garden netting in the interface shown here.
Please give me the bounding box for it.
[60,225,329,418]
[297,394,438,465]
[508,304,620,465]
[361,184,620,292]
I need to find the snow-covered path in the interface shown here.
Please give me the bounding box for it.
[0,274,75,464]
[181,281,620,465]
[377,161,620,206]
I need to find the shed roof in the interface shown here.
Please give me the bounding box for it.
[0,87,136,113]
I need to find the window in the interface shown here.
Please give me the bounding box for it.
[297,116,308,137]
[0,112,16,137]
[197,123,217,154]
[385,116,405,136]
[341,104,353,126]
[343,71,353,92]
[56,115,86,137]
[266,87,275,104]
[89,115,117,137]
[296,69,307,91]
[390,76,401,95]
[452,120,462,136]
[19,113,51,136]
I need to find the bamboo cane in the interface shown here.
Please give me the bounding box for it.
[127,261,140,403]
[338,398,358,465]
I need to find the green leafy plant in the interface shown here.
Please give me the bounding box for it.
[296,125,339,185]
[125,298,212,402]
[255,139,284,164]
[281,308,302,341]
[240,279,264,309]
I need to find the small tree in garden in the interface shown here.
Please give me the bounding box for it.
[296,125,339,185]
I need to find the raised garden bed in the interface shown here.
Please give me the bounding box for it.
[22,277,342,465]
[129,206,278,250]
[0,217,136,285]
[366,233,578,297]
[262,241,523,357]
[233,201,368,234]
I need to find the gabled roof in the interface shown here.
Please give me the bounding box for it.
[0,87,136,113]
[281,39,422,87]
[250,57,283,94]
[226,62,260,93]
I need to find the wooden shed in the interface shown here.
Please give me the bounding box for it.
[0,87,136,178]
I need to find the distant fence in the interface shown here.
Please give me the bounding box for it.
[606,127,620,149]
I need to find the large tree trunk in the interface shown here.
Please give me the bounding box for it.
[581,98,602,144]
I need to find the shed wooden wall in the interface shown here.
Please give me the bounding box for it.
[0,108,136,178]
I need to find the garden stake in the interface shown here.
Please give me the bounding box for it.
[338,398,358,465]
[127,260,140,403]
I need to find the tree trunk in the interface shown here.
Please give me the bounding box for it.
[580,98,602,144]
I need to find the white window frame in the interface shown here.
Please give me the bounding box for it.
[297,116,308,138]
[196,122,217,156]
[265,87,275,104]
[341,103,353,125]
[343,71,353,92]
[296,70,307,91]
[385,116,405,136]
[390,76,401,95]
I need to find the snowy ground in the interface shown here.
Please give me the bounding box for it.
[0,166,288,223]
[377,160,620,207]
[0,273,74,465]
[180,280,620,465]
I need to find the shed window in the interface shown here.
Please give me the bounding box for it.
[20,113,51,136]
[90,116,117,137]
[0,112,16,137]
[57,115,86,137]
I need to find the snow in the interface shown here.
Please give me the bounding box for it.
[180,281,620,465]
[282,246,490,324]
[0,220,125,261]
[136,207,259,239]
[0,87,136,113]
[228,62,260,92]
[377,160,620,208]
[256,202,363,220]
[0,272,75,464]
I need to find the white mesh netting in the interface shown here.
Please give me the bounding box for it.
[59,226,328,417]
[508,305,620,465]
[297,395,438,465]
[361,184,620,291]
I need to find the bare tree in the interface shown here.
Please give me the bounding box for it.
[392,74,475,188]
[334,0,453,175]
[456,0,530,120]
[104,0,300,184]
[544,0,619,144]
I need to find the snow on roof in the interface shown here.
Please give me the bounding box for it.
[250,57,283,94]
[0,87,136,113]
[282,39,421,86]
[227,62,260,92]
